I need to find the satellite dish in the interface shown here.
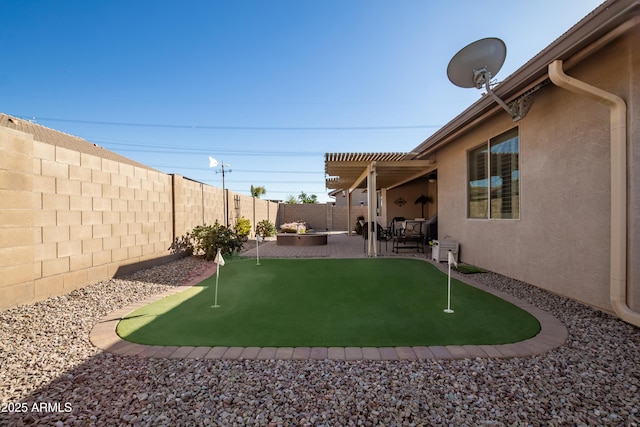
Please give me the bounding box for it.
[209,156,218,168]
[447,37,506,89]
[445,37,531,121]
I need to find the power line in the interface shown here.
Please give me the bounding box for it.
[90,138,324,157]
[229,189,326,195]
[149,165,322,174]
[25,115,442,132]
[216,181,326,186]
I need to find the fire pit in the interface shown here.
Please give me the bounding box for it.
[276,232,328,246]
[276,222,327,246]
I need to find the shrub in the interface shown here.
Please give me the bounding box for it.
[256,219,277,237]
[234,217,252,240]
[169,222,243,261]
[168,233,193,255]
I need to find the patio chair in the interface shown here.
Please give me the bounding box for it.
[390,217,406,237]
[392,220,425,253]
[378,223,392,251]
[362,222,392,253]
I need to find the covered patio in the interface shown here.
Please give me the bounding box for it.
[241,231,432,259]
[324,152,437,256]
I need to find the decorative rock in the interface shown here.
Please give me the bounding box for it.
[0,257,639,425]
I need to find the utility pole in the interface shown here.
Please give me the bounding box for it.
[209,156,232,227]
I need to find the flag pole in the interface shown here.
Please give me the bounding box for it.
[444,250,455,314]
[256,232,261,265]
[212,267,220,308]
[212,248,224,308]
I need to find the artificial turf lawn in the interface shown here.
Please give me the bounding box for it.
[117,258,540,347]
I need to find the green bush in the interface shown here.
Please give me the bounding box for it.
[256,219,277,237]
[169,221,244,261]
[168,234,193,255]
[234,217,252,239]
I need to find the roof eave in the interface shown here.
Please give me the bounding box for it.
[413,0,640,157]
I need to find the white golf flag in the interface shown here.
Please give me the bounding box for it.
[209,156,218,168]
[448,250,457,267]
[214,250,225,266]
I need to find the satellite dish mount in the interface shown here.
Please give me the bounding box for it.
[447,38,532,121]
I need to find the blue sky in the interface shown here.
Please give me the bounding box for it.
[1,0,604,202]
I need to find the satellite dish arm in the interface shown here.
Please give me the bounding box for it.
[479,69,533,122]
[480,71,516,119]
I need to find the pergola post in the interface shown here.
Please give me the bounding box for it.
[347,190,353,236]
[367,162,377,257]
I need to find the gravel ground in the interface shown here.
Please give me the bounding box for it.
[1,256,639,426]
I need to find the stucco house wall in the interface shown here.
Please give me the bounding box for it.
[331,189,368,206]
[385,178,437,224]
[626,23,640,309]
[434,25,638,313]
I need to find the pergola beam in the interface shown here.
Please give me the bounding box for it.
[348,166,370,194]
[325,159,435,191]
[386,167,437,190]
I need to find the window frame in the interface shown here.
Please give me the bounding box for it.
[467,127,520,220]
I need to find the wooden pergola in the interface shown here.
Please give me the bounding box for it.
[325,152,436,256]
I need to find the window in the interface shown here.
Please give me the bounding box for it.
[468,128,519,219]
[468,145,488,218]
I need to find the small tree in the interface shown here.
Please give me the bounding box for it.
[298,191,318,204]
[285,192,318,204]
[250,185,267,198]
[285,195,298,204]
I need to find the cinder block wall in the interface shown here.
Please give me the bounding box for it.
[0,126,278,311]
[330,205,368,232]
[227,193,279,238]
[0,127,175,310]
[278,203,328,230]
[174,175,226,234]
[0,128,38,310]
[276,203,367,232]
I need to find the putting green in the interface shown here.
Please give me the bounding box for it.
[117,258,540,347]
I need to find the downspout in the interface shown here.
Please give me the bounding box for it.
[548,60,640,327]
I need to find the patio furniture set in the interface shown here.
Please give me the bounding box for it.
[360,215,438,254]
